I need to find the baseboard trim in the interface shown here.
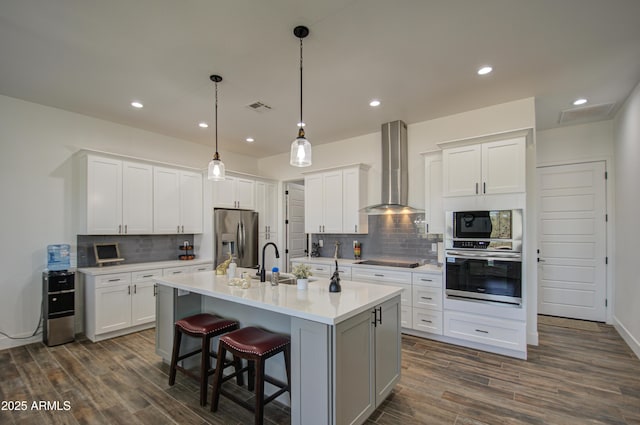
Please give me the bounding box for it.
[0,334,41,351]
[613,316,640,360]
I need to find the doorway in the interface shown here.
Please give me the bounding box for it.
[285,182,306,272]
[537,161,607,322]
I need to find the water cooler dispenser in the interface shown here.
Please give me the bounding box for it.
[43,244,75,346]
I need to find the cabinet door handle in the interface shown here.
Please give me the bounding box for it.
[355,224,357,232]
[177,225,180,233]
[127,285,131,295]
[124,224,128,234]
[421,296,433,300]
[475,182,479,194]
[421,319,433,324]
[172,271,183,275]
[133,284,137,294]
[420,278,433,282]
[426,223,429,233]
[142,274,154,278]
[108,278,121,282]
[118,224,122,234]
[475,329,489,334]
[483,182,486,194]
[153,284,157,296]
[371,306,382,327]
[181,225,184,233]
[374,273,385,277]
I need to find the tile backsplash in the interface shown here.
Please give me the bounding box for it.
[77,234,194,267]
[311,213,442,264]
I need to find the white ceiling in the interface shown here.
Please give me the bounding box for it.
[2,0,640,158]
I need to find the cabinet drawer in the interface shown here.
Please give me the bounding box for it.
[401,305,412,329]
[308,264,332,278]
[412,272,442,287]
[352,267,411,285]
[412,287,442,310]
[444,311,526,352]
[190,263,213,273]
[412,308,443,335]
[163,266,190,276]
[95,273,131,287]
[132,269,162,282]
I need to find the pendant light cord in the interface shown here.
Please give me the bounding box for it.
[215,80,219,154]
[299,37,304,128]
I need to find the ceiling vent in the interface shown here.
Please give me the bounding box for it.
[558,102,615,124]
[246,101,273,112]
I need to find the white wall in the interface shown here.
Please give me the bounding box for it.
[537,120,614,165]
[613,81,640,358]
[0,94,258,349]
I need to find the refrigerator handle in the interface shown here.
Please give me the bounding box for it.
[236,222,242,259]
[241,221,246,258]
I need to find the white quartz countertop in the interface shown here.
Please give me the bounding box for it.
[78,258,213,276]
[155,268,403,325]
[290,256,442,273]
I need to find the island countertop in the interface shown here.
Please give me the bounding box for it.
[154,268,403,325]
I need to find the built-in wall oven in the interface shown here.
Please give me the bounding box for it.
[445,209,523,306]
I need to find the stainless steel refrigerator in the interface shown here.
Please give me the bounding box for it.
[214,208,259,268]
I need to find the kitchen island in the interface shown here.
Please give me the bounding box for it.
[154,269,403,425]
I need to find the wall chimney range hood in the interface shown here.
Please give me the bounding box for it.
[363,120,422,214]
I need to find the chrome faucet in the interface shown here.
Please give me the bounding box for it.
[260,242,280,282]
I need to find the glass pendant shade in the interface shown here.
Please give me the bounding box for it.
[290,129,312,167]
[208,153,225,180]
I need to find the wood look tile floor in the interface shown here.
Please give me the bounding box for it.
[1,319,638,425]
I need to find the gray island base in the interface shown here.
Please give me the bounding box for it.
[154,268,402,425]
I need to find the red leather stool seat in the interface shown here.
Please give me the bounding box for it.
[219,326,290,356]
[211,327,291,425]
[176,313,238,336]
[169,313,241,406]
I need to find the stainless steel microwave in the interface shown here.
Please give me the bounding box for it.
[445,209,523,252]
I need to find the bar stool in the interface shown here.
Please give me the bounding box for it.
[210,326,291,425]
[168,313,241,406]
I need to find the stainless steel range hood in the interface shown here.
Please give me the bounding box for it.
[363,120,422,214]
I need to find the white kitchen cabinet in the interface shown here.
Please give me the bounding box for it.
[259,233,279,271]
[153,167,203,234]
[442,137,525,197]
[342,166,369,234]
[334,296,401,424]
[411,271,444,335]
[255,180,278,239]
[352,267,412,328]
[423,152,444,234]
[304,164,369,234]
[290,260,332,278]
[78,154,153,234]
[212,175,255,210]
[85,270,158,342]
[443,310,526,352]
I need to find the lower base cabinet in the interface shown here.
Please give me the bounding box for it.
[443,310,526,352]
[334,296,401,425]
[85,269,161,342]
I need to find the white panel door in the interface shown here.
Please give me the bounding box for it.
[87,156,122,234]
[122,161,153,234]
[322,170,343,233]
[537,161,607,321]
[286,183,306,270]
[442,145,481,197]
[482,137,526,194]
[180,170,203,233]
[424,152,444,234]
[304,174,323,233]
[153,167,181,233]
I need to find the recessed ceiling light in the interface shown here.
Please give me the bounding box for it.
[573,98,588,106]
[297,122,306,127]
[369,99,381,107]
[198,122,209,128]
[246,137,254,143]
[477,66,493,75]
[130,101,143,108]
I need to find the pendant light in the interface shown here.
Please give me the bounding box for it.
[207,74,226,180]
[290,25,312,167]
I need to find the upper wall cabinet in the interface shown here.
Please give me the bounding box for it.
[442,137,525,197]
[77,154,153,234]
[153,167,203,234]
[423,152,444,234]
[212,175,255,210]
[304,164,369,234]
[255,180,278,238]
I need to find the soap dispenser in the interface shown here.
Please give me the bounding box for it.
[329,260,342,293]
[227,255,237,279]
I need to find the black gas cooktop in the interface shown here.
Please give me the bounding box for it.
[355,260,420,268]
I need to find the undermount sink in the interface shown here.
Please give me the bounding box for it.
[250,272,297,285]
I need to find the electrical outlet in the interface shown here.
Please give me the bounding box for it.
[431,243,437,251]
[319,239,323,248]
